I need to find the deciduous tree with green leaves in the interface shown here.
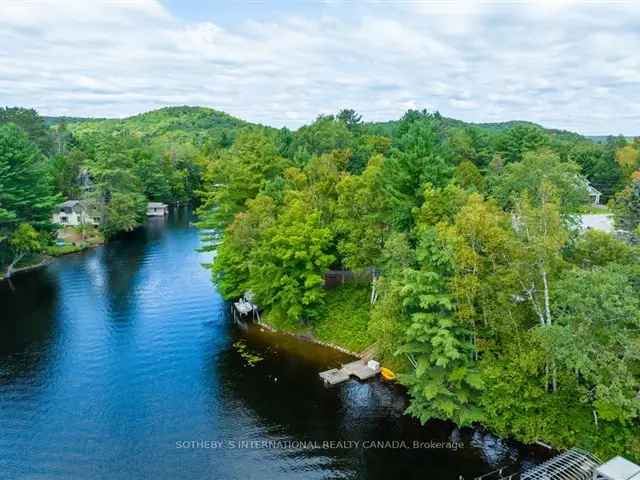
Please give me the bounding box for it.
[399,233,484,426]
[6,223,42,278]
[211,195,277,299]
[198,128,285,231]
[613,178,640,235]
[492,149,588,216]
[546,266,640,426]
[87,151,146,239]
[335,154,391,270]
[249,197,335,324]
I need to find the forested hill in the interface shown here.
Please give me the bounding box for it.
[59,106,258,148]
[43,115,107,126]
[48,106,585,145]
[367,114,586,143]
[588,135,638,144]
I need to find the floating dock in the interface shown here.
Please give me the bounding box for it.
[319,359,380,386]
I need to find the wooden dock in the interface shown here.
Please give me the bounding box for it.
[319,359,380,386]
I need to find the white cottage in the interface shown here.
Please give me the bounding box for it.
[52,200,101,227]
[147,202,169,216]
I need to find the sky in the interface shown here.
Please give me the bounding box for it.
[1,0,639,135]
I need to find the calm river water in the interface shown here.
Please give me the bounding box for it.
[0,209,545,479]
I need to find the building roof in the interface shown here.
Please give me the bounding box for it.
[587,184,602,196]
[595,456,640,480]
[147,202,168,208]
[58,200,80,208]
[521,449,601,480]
[579,214,615,233]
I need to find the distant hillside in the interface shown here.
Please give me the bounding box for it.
[43,116,107,126]
[587,135,637,144]
[367,116,587,143]
[46,106,603,146]
[58,106,263,147]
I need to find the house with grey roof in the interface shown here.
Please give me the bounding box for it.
[52,200,101,227]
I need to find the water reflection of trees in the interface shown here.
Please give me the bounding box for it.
[99,208,192,325]
[203,324,348,477]
[145,215,168,239]
[101,228,148,325]
[0,268,59,385]
[204,324,543,479]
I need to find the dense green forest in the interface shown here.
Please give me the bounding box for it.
[196,108,640,461]
[2,104,640,460]
[0,106,255,275]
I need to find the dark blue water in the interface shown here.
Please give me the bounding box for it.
[0,209,544,479]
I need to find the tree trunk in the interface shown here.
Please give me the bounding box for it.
[370,275,379,305]
[541,269,552,326]
[5,252,25,279]
[522,280,545,326]
[545,363,549,393]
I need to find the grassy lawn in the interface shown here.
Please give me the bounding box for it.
[312,283,374,353]
[261,283,375,354]
[46,244,85,256]
[46,226,104,256]
[262,309,309,334]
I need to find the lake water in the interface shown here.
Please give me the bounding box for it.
[0,208,545,479]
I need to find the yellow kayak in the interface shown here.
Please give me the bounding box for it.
[380,367,396,381]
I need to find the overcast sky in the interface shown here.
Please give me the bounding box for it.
[2,0,639,135]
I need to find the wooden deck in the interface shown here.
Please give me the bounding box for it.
[231,299,260,323]
[319,359,379,386]
[233,300,255,315]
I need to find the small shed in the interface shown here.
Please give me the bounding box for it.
[324,270,354,288]
[147,202,169,216]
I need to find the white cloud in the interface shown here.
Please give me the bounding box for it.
[0,0,638,134]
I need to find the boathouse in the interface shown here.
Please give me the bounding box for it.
[147,202,169,216]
